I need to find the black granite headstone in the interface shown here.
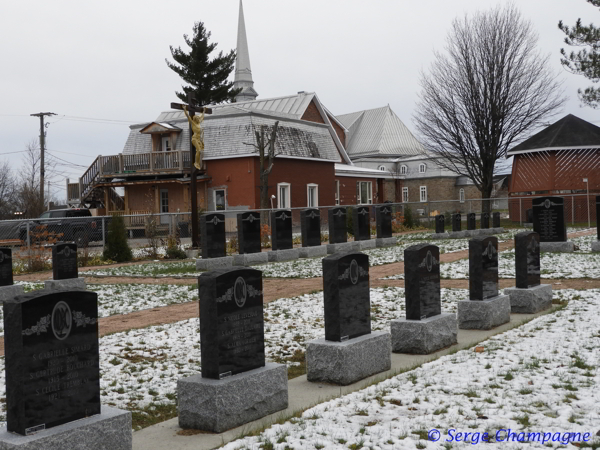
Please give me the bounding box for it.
[270,210,293,251]
[4,290,100,435]
[515,231,540,289]
[532,196,567,242]
[52,243,78,281]
[480,212,490,229]
[469,236,499,300]
[435,215,445,234]
[352,207,371,241]
[0,247,13,287]
[198,267,264,379]
[404,244,441,320]
[375,206,392,239]
[300,209,321,247]
[596,196,600,240]
[526,209,533,224]
[328,207,348,244]
[467,213,476,230]
[237,212,261,254]
[200,213,226,259]
[452,213,461,232]
[322,252,370,341]
[492,212,501,228]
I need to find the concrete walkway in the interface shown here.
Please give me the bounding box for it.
[132,307,558,450]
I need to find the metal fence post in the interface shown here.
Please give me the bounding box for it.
[519,198,522,226]
[572,199,575,225]
[101,217,106,252]
[26,221,30,251]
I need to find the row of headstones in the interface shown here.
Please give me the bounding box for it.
[435,211,502,234]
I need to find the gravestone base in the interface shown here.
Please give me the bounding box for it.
[430,232,449,239]
[492,227,505,234]
[44,278,86,291]
[0,406,131,450]
[523,222,533,228]
[0,285,24,303]
[504,284,553,314]
[306,332,391,386]
[299,246,328,258]
[391,313,458,354]
[375,237,397,247]
[326,242,359,255]
[232,252,269,266]
[458,294,511,330]
[478,229,493,236]
[358,239,376,250]
[195,256,234,271]
[592,241,600,252]
[539,241,575,253]
[178,363,288,433]
[185,249,199,259]
[448,231,468,239]
[267,248,300,262]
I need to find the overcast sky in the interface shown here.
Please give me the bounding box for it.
[1,0,597,200]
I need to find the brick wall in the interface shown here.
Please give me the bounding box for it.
[328,114,346,147]
[402,177,482,214]
[301,101,326,124]
[336,177,379,205]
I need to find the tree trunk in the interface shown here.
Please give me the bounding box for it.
[480,180,494,214]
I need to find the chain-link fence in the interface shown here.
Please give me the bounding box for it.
[0,194,596,254]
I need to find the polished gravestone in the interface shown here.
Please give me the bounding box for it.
[200,213,226,258]
[270,210,293,251]
[492,212,501,228]
[0,248,23,303]
[301,209,321,247]
[47,243,86,292]
[467,213,476,231]
[435,215,445,234]
[375,205,396,248]
[458,236,510,329]
[481,212,490,229]
[594,196,600,252]
[328,207,347,245]
[178,267,287,432]
[504,232,552,313]
[352,207,371,241]
[237,212,261,254]
[452,214,461,232]
[526,208,533,224]
[307,253,390,385]
[532,196,574,252]
[0,290,131,448]
[391,244,457,354]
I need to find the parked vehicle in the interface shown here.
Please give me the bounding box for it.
[18,209,105,247]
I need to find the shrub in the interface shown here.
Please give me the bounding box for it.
[260,224,271,248]
[403,206,415,229]
[103,215,133,262]
[165,246,186,259]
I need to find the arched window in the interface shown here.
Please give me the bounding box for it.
[459,188,465,203]
[400,165,407,175]
[378,165,386,171]
[419,163,426,173]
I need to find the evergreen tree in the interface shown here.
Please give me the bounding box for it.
[166,22,240,104]
[103,215,133,263]
[559,1,600,108]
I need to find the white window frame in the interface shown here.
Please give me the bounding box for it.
[419,163,426,174]
[277,182,291,209]
[459,188,465,203]
[307,184,318,208]
[420,186,427,202]
[357,181,373,205]
[213,189,226,210]
[378,165,386,171]
[335,180,340,205]
[400,165,407,175]
[402,187,409,203]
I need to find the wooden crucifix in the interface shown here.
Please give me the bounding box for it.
[170,93,213,249]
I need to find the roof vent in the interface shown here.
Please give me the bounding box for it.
[298,91,305,94]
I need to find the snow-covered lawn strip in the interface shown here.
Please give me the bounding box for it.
[222,289,600,450]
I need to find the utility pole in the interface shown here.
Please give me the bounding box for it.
[30,112,56,208]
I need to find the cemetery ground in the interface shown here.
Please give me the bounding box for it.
[5,226,600,449]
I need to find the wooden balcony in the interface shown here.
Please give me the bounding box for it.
[99,151,191,178]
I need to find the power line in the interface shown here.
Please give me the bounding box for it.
[45,151,89,168]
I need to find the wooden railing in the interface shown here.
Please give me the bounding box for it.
[109,210,152,227]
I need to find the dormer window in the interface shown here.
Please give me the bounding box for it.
[419,163,426,173]
[378,165,386,171]
[400,165,407,175]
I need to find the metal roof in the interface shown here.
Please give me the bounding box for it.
[336,106,425,157]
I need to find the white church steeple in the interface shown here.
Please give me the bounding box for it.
[233,0,258,102]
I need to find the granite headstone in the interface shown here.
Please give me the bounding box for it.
[0,248,13,287]
[481,212,490,229]
[532,196,567,242]
[198,267,265,379]
[300,209,321,247]
[237,212,261,254]
[375,205,392,239]
[452,213,461,232]
[322,252,370,341]
[404,244,441,320]
[200,213,226,259]
[3,290,100,435]
[526,208,533,224]
[469,236,499,300]
[328,207,347,244]
[435,215,445,234]
[492,212,501,228]
[515,231,540,289]
[270,210,293,251]
[596,196,600,240]
[352,207,370,241]
[52,242,78,281]
[467,213,476,230]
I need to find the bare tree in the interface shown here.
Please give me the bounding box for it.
[244,122,280,223]
[414,4,565,212]
[0,160,16,220]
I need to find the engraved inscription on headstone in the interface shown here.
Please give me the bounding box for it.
[198,267,265,379]
[52,243,78,281]
[515,231,540,289]
[532,196,567,242]
[469,236,499,300]
[480,212,490,229]
[375,206,392,239]
[237,212,261,254]
[435,215,445,234]
[328,207,347,244]
[3,290,100,435]
[452,213,461,232]
[352,207,370,241]
[492,212,501,228]
[301,209,321,247]
[322,252,370,341]
[200,213,226,259]
[0,248,13,287]
[467,213,476,231]
[404,244,441,320]
[270,210,293,251]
